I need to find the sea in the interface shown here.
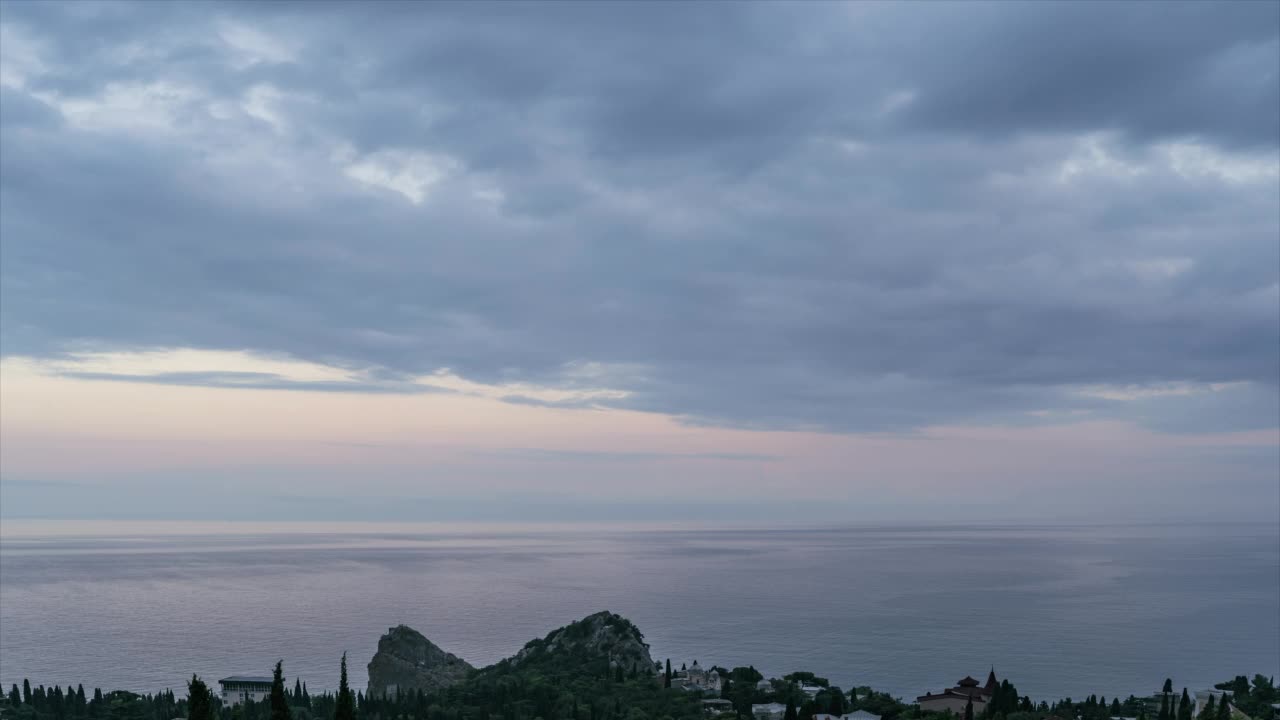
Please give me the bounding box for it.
[1,521,1276,703]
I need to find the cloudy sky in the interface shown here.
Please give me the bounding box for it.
[1,1,1277,523]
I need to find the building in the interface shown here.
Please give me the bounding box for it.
[800,685,825,699]
[816,714,882,720]
[678,661,723,693]
[917,670,999,715]
[1194,690,1234,718]
[757,679,777,693]
[752,703,789,720]
[702,698,733,715]
[218,677,273,707]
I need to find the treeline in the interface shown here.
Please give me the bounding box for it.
[3,665,1275,720]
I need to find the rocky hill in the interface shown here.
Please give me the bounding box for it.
[367,611,655,695]
[366,625,474,697]
[496,610,655,676]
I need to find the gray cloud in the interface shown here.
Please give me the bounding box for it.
[1,1,1276,435]
[56,371,451,395]
[474,448,783,463]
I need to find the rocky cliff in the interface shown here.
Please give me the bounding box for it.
[366,625,474,697]
[504,610,655,674]
[368,611,654,694]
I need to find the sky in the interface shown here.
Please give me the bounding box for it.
[0,1,1277,523]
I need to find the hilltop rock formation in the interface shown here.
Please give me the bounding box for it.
[368,611,654,694]
[504,610,655,675]
[366,625,474,697]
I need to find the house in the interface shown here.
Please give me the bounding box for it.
[753,703,789,720]
[816,714,882,720]
[1194,690,1235,718]
[218,677,273,707]
[800,685,825,699]
[680,661,723,693]
[702,698,733,715]
[917,670,999,715]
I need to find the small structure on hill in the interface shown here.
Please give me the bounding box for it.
[218,677,273,707]
[1194,690,1236,718]
[917,670,999,714]
[702,698,733,715]
[816,713,882,720]
[753,703,789,720]
[675,660,722,693]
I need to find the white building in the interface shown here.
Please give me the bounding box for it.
[753,703,788,720]
[1193,690,1237,719]
[680,661,723,693]
[816,713,882,720]
[218,677,273,707]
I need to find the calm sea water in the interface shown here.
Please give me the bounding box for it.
[1,522,1276,702]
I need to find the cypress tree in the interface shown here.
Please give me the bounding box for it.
[1160,693,1171,720]
[23,680,31,705]
[1200,696,1216,720]
[335,653,355,720]
[270,661,292,720]
[829,688,847,715]
[965,699,975,720]
[9,685,20,707]
[1178,689,1193,720]
[188,676,215,720]
[664,659,672,689]
[1165,681,1175,695]
[1216,696,1231,720]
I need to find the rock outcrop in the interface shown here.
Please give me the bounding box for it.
[507,610,654,674]
[366,625,474,697]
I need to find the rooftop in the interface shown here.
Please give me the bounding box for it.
[219,677,273,685]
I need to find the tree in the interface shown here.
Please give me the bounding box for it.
[187,676,215,720]
[965,699,975,720]
[784,699,798,720]
[664,659,672,689]
[335,653,356,720]
[270,661,292,720]
[1199,696,1216,720]
[8,685,19,707]
[1159,693,1171,720]
[825,687,847,715]
[1178,689,1192,720]
[24,680,32,705]
[1165,681,1175,695]
[1216,696,1231,720]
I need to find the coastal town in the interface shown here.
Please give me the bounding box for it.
[4,611,1277,720]
[639,663,1276,720]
